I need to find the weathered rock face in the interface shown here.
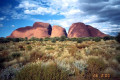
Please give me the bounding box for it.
[86,25,107,37]
[68,22,90,38]
[51,25,67,37]
[7,22,52,39]
[68,22,107,38]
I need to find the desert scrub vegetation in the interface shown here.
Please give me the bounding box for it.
[0,37,120,80]
[85,57,107,80]
[15,62,69,80]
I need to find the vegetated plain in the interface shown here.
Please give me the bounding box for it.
[0,36,120,80]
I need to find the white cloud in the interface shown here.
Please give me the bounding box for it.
[11,25,15,27]
[16,0,120,35]
[24,7,57,15]
[17,1,38,9]
[0,16,6,21]
[89,22,120,35]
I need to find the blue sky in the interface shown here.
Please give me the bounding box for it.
[0,0,120,37]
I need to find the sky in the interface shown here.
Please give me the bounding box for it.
[0,0,120,37]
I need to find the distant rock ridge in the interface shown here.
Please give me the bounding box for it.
[68,22,107,38]
[7,22,107,39]
[7,22,52,39]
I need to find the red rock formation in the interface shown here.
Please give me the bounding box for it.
[7,22,107,39]
[86,25,107,37]
[7,22,52,39]
[68,22,107,38]
[68,22,90,38]
[51,25,67,37]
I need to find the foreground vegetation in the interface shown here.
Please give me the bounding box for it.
[0,34,120,80]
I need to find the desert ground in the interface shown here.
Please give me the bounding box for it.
[0,37,120,80]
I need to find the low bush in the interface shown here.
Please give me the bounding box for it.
[77,39,83,43]
[15,63,69,80]
[92,37,101,42]
[39,38,43,42]
[29,37,39,41]
[59,36,66,41]
[11,53,21,59]
[27,45,32,50]
[116,33,120,43]
[51,38,56,43]
[44,37,50,41]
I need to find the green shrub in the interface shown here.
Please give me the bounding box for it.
[27,45,32,50]
[39,38,43,42]
[15,63,69,80]
[44,37,50,41]
[54,37,60,41]
[12,53,21,59]
[59,36,66,41]
[77,39,83,43]
[116,33,120,43]
[92,37,101,42]
[29,37,39,41]
[69,38,77,41]
[51,38,56,43]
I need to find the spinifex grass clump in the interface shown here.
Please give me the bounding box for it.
[15,63,69,80]
[85,58,107,80]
